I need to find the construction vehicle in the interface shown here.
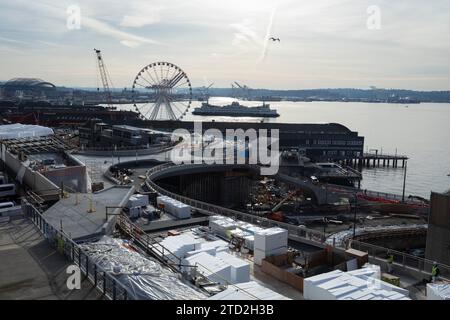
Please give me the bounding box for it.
[266,190,302,222]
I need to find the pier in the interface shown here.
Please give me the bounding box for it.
[342,153,408,169]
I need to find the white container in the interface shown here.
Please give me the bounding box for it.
[128,206,141,219]
[127,194,149,208]
[243,235,254,250]
[216,252,250,284]
[254,227,288,252]
[253,248,266,266]
[183,252,232,285]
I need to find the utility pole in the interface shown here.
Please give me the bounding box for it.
[402,160,408,202]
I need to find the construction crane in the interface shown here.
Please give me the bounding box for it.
[233,82,252,100]
[199,83,214,103]
[94,48,114,109]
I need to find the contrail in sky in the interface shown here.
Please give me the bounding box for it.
[259,5,278,63]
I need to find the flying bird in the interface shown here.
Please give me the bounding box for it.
[269,37,280,42]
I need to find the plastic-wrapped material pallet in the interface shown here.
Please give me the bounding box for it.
[183,252,232,285]
[128,206,142,219]
[243,235,254,250]
[207,281,291,300]
[254,227,288,252]
[244,225,265,235]
[210,219,237,238]
[303,267,410,300]
[427,283,450,300]
[158,234,202,261]
[156,195,191,219]
[216,252,250,284]
[186,247,217,257]
[229,228,251,239]
[173,202,191,219]
[200,240,229,251]
[127,194,149,208]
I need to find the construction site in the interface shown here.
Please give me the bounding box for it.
[0,47,449,302]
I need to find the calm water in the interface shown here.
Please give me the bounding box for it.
[117,98,450,198]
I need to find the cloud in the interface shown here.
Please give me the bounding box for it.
[259,5,278,63]
[82,15,160,46]
[119,2,162,28]
[3,1,159,48]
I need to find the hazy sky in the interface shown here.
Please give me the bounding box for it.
[1,0,450,90]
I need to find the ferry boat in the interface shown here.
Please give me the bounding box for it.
[192,101,279,118]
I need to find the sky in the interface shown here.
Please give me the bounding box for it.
[1,0,450,90]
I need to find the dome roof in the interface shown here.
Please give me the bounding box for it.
[3,78,55,88]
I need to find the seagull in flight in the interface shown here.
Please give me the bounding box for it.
[269,37,280,42]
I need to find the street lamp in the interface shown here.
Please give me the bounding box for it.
[353,192,357,239]
[402,160,408,202]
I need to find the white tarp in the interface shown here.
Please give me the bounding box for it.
[427,283,450,300]
[208,281,290,300]
[303,264,410,300]
[0,123,53,139]
[79,236,207,300]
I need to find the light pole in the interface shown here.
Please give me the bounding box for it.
[353,192,357,239]
[402,160,408,202]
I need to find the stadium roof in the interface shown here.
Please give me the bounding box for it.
[3,78,56,88]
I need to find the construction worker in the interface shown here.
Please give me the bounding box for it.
[387,251,394,274]
[431,262,440,283]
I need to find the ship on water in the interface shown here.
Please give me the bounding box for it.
[192,101,279,118]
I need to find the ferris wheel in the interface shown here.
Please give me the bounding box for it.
[131,62,192,120]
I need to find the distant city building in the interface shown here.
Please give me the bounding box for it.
[425,191,450,265]
[79,119,169,149]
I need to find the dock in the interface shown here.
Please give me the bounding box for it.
[342,153,409,169]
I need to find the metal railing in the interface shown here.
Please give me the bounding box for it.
[349,239,450,280]
[116,214,184,273]
[145,163,328,244]
[22,201,136,300]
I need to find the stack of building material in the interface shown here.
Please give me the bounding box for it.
[216,252,251,284]
[229,228,251,239]
[156,195,191,219]
[303,265,410,300]
[209,216,238,238]
[253,227,288,265]
[427,283,450,300]
[156,234,202,261]
[182,252,233,285]
[0,124,53,139]
[127,194,149,208]
[207,281,291,300]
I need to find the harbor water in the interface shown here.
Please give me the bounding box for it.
[118,98,450,198]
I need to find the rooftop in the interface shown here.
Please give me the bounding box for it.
[42,186,134,241]
[3,78,56,88]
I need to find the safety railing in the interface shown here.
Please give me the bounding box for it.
[115,214,184,273]
[22,201,136,300]
[349,239,450,280]
[145,163,328,244]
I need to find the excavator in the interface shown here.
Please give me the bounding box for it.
[266,190,302,222]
